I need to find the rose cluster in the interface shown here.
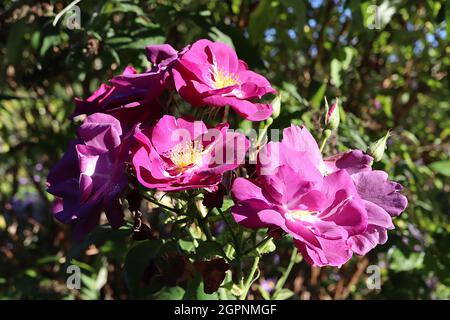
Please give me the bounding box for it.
[47,39,407,267]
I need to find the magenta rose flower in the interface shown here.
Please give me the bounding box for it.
[325,150,408,255]
[72,44,181,129]
[172,39,276,121]
[231,125,368,267]
[72,66,162,128]
[132,115,249,191]
[47,113,132,239]
[145,43,183,86]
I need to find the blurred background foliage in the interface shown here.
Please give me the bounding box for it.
[0,0,449,299]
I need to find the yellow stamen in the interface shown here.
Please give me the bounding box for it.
[212,64,240,89]
[291,210,313,218]
[169,140,203,169]
[287,210,315,221]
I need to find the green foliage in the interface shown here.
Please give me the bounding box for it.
[124,240,163,297]
[272,288,295,300]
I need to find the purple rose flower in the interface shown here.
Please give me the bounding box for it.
[71,44,183,130]
[47,113,132,240]
[231,125,368,267]
[72,66,161,125]
[324,150,408,255]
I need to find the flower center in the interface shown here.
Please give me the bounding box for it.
[212,65,240,89]
[169,140,203,169]
[286,209,316,222]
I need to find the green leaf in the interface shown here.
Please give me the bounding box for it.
[272,288,294,300]
[195,241,224,259]
[110,2,145,16]
[389,248,425,272]
[25,269,38,278]
[31,32,41,51]
[248,0,277,45]
[36,255,60,265]
[155,286,185,300]
[257,239,276,255]
[183,273,219,300]
[70,259,96,273]
[429,161,450,177]
[376,95,393,120]
[310,82,327,109]
[124,240,163,297]
[65,223,133,263]
[220,199,234,212]
[116,36,165,50]
[348,0,363,33]
[109,48,121,65]
[287,0,306,36]
[105,37,134,45]
[80,274,99,300]
[179,239,196,253]
[6,20,27,64]
[341,47,356,70]
[40,35,62,57]
[258,286,271,300]
[330,59,342,88]
[446,0,450,40]
[95,264,108,291]
[208,27,234,48]
[282,82,308,107]
[78,257,108,300]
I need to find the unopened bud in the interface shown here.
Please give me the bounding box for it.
[324,97,340,130]
[367,130,391,161]
[271,95,281,119]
